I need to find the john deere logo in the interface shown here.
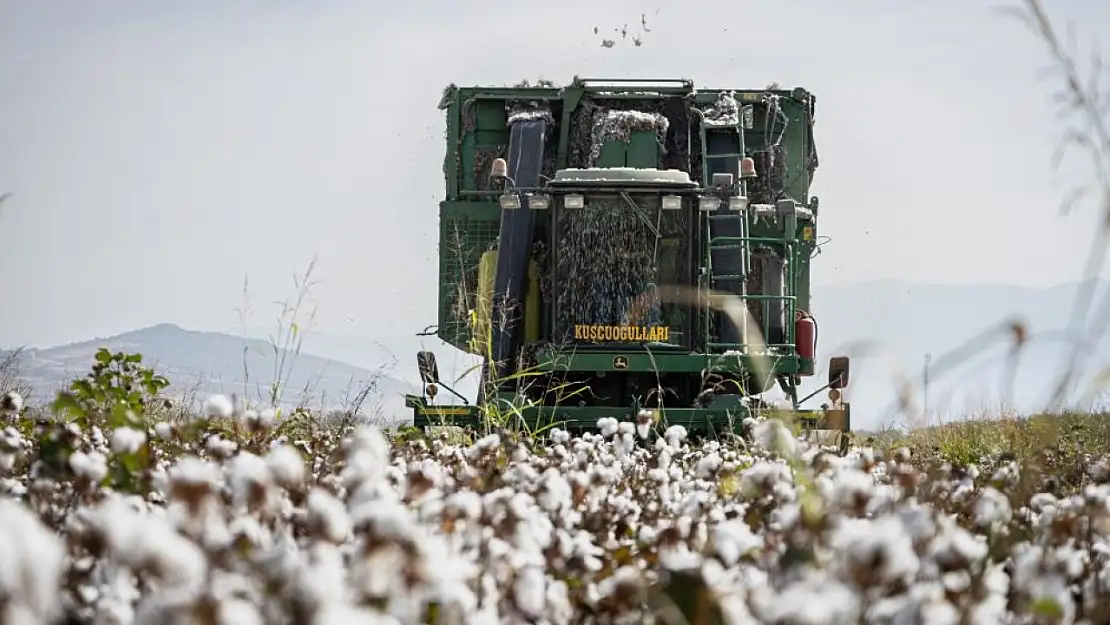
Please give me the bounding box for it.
[613,356,629,370]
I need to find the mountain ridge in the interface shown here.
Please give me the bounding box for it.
[2,323,417,422]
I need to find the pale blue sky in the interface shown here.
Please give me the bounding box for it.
[1,0,1108,353]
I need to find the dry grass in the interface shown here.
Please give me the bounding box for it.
[860,410,1110,494]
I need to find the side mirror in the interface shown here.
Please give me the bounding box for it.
[417,351,440,385]
[828,356,850,389]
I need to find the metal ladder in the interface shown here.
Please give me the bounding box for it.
[698,118,751,350]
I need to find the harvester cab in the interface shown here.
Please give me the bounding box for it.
[405,77,851,452]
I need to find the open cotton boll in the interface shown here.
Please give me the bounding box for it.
[0,500,66,624]
[110,427,147,455]
[70,450,109,483]
[0,391,23,415]
[89,496,208,590]
[201,394,234,419]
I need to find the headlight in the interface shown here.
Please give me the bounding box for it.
[563,194,585,209]
[528,194,550,210]
[698,195,720,212]
[661,195,682,210]
[729,195,749,212]
[499,193,522,210]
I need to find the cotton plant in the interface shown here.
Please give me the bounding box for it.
[0,393,1109,623]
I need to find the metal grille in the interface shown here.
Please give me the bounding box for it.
[439,211,501,346]
[553,196,690,345]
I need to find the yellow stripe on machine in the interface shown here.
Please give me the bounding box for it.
[418,407,471,416]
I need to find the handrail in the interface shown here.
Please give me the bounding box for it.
[707,235,794,246]
[570,77,695,92]
[705,233,799,351]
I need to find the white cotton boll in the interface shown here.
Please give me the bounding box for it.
[513,566,547,620]
[634,410,655,439]
[831,466,875,508]
[70,450,109,483]
[92,496,208,589]
[169,457,221,492]
[257,408,276,428]
[754,572,861,625]
[614,433,635,458]
[266,444,306,488]
[0,392,22,415]
[343,426,394,483]
[311,604,400,625]
[205,434,238,458]
[973,487,1012,529]
[0,427,21,452]
[930,517,988,570]
[713,519,763,566]
[227,452,272,509]
[695,453,722,479]
[306,488,351,543]
[153,422,174,440]
[752,419,797,456]
[664,425,687,448]
[111,427,147,455]
[217,599,264,625]
[830,516,919,587]
[536,469,572,513]
[0,500,66,624]
[597,417,619,438]
[202,394,234,419]
[545,579,574,625]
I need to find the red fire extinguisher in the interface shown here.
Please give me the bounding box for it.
[795,310,817,365]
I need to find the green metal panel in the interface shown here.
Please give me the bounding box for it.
[475,100,507,130]
[532,348,797,376]
[626,130,658,168]
[594,141,625,167]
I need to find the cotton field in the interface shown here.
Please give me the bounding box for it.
[2,390,1110,625]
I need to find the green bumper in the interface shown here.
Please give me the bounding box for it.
[531,347,814,376]
[405,394,850,436]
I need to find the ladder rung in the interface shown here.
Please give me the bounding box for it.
[712,274,746,280]
[708,214,743,220]
[710,244,744,251]
[705,153,744,159]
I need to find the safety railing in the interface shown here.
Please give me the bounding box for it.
[704,234,798,353]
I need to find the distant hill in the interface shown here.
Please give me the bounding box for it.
[2,323,418,422]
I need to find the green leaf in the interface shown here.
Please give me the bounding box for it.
[51,392,83,418]
[1031,597,1063,619]
[655,569,726,625]
[95,348,112,364]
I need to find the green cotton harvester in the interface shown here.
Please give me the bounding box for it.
[405,77,852,451]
